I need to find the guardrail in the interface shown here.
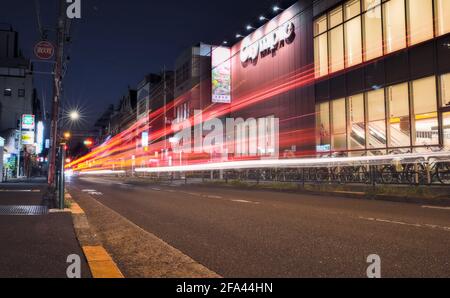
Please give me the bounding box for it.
[76,151,450,186]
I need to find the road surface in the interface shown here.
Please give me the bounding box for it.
[69,176,450,278]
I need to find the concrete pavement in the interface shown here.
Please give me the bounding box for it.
[0,180,91,278]
[68,176,450,278]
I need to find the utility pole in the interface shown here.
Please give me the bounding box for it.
[48,0,66,185]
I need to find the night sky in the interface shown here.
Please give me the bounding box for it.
[0,0,296,129]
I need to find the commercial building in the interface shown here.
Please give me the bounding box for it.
[0,25,41,178]
[206,0,450,158]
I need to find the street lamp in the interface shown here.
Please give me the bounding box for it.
[273,5,284,12]
[246,25,255,31]
[69,110,80,121]
[259,15,269,21]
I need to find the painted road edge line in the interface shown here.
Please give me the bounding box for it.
[67,191,124,278]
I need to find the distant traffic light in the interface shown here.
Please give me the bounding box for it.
[84,138,94,147]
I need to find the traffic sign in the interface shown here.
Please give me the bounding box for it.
[34,41,55,60]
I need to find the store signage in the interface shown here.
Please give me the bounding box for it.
[34,41,55,60]
[212,46,232,104]
[21,114,35,130]
[142,131,149,147]
[22,131,35,145]
[240,21,295,64]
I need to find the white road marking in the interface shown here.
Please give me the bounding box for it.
[88,192,103,196]
[422,206,450,211]
[231,199,260,205]
[359,216,450,232]
[0,189,37,193]
[82,189,97,192]
[152,188,161,191]
[207,195,223,199]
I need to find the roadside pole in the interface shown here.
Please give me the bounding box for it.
[48,0,66,186]
[59,144,65,209]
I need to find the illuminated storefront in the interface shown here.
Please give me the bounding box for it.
[223,0,450,157]
[312,0,450,155]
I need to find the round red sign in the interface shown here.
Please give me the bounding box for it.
[34,41,55,60]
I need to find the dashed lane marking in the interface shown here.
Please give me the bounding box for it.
[231,199,260,205]
[358,216,450,232]
[0,189,40,193]
[422,206,450,211]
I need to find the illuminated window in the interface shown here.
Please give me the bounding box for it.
[367,89,387,148]
[443,112,450,149]
[387,83,411,147]
[345,16,363,67]
[345,0,361,20]
[412,76,439,146]
[363,2,383,61]
[331,98,347,151]
[329,6,343,28]
[329,25,345,72]
[383,0,406,54]
[435,0,450,36]
[314,34,329,77]
[363,0,381,11]
[440,73,450,108]
[314,15,328,36]
[407,0,434,46]
[317,102,331,149]
[347,94,366,150]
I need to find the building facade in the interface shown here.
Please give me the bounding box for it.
[0,25,40,178]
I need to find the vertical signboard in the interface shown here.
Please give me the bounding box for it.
[212,46,232,103]
[21,114,35,145]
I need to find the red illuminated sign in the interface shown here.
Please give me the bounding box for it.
[34,41,55,60]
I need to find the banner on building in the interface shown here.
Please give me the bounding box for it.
[21,115,35,130]
[22,131,35,145]
[211,46,232,104]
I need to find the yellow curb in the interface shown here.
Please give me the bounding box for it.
[82,246,124,278]
[70,203,85,215]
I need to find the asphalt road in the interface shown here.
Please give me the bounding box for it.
[70,176,450,278]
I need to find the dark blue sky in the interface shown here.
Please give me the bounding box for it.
[0,0,295,128]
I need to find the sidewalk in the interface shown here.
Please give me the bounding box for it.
[0,180,91,278]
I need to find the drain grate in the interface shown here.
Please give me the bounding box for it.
[0,205,48,216]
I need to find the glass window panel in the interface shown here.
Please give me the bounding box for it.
[368,89,385,121]
[387,83,411,147]
[332,98,347,150]
[367,89,387,148]
[444,112,450,149]
[412,76,437,115]
[363,0,381,11]
[440,73,450,108]
[345,0,361,20]
[412,77,439,146]
[407,0,434,46]
[329,6,343,28]
[383,0,407,54]
[329,25,345,72]
[435,0,450,36]
[314,34,329,77]
[363,4,383,60]
[348,94,366,150]
[317,102,331,148]
[314,15,328,36]
[345,16,363,67]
